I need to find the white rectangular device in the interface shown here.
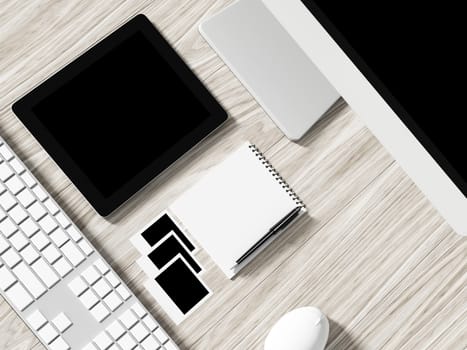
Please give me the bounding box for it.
[199,0,340,141]
[0,136,178,350]
[201,0,467,236]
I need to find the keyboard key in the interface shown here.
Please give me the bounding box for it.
[94,332,113,350]
[78,239,93,256]
[38,323,58,344]
[27,310,47,330]
[94,259,109,274]
[53,257,73,277]
[0,265,16,290]
[9,158,24,174]
[119,310,138,329]
[141,336,160,350]
[142,315,158,332]
[43,244,61,264]
[2,248,21,267]
[20,244,39,264]
[68,277,88,296]
[105,272,120,288]
[29,201,46,220]
[20,218,39,237]
[0,234,10,254]
[66,226,81,241]
[90,302,110,323]
[79,289,99,309]
[31,231,50,251]
[108,344,120,350]
[38,215,58,234]
[55,212,70,228]
[0,191,16,211]
[13,262,46,298]
[107,320,126,340]
[117,333,136,350]
[0,217,17,236]
[0,145,14,161]
[93,278,111,298]
[131,303,147,318]
[50,229,69,247]
[43,199,59,215]
[82,344,98,350]
[9,231,28,251]
[21,172,36,187]
[5,282,33,311]
[17,190,35,207]
[82,266,100,285]
[32,186,48,201]
[154,328,168,344]
[5,176,25,194]
[52,312,72,333]
[116,285,131,301]
[0,162,13,181]
[31,258,59,288]
[60,241,84,266]
[49,337,70,350]
[0,182,4,195]
[130,322,149,342]
[103,291,123,311]
[9,205,28,224]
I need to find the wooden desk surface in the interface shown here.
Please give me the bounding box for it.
[0,1,465,349]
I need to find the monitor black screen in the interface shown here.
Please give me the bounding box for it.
[303,1,466,196]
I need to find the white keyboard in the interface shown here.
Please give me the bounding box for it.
[0,136,178,350]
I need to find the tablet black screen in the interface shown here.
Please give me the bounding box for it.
[32,31,209,198]
[13,15,227,215]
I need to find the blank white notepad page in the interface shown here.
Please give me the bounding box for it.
[170,143,298,273]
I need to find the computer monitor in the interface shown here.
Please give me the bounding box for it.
[263,0,466,235]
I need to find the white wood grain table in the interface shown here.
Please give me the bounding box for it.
[0,1,465,349]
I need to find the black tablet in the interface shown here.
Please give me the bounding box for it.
[12,15,227,216]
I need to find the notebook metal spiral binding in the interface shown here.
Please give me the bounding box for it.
[248,144,306,210]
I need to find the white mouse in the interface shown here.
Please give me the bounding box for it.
[264,307,329,350]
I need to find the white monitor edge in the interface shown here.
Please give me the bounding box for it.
[263,0,467,236]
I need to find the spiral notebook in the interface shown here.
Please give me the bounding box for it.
[170,142,306,278]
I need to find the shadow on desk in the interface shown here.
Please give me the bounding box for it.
[327,318,362,350]
[296,97,347,148]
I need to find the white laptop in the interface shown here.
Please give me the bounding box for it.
[200,0,467,236]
